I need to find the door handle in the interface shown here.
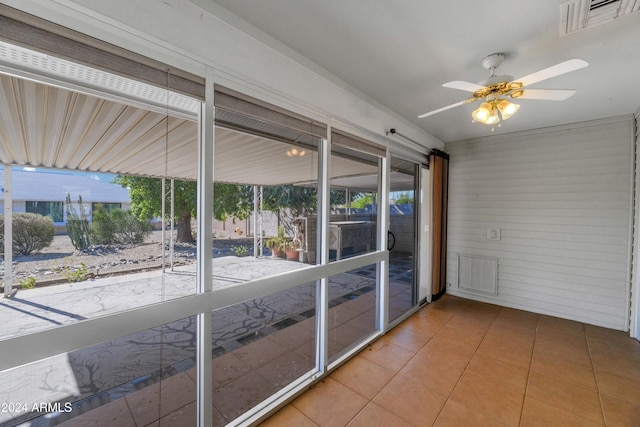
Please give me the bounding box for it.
[387,230,396,251]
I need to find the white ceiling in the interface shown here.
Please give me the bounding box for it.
[209,0,640,143]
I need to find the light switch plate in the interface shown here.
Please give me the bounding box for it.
[487,228,501,241]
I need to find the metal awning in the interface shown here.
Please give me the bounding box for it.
[0,73,379,186]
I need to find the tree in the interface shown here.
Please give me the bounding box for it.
[351,193,375,209]
[213,183,253,221]
[115,176,255,242]
[115,176,197,242]
[395,192,414,205]
[263,185,317,219]
[115,175,357,242]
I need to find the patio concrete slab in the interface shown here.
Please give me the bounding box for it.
[0,256,379,427]
[0,256,304,340]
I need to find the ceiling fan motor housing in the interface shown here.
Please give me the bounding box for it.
[481,53,505,71]
[479,53,514,86]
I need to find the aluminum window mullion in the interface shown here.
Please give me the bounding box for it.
[316,132,331,372]
[3,165,12,297]
[419,165,432,304]
[412,163,421,306]
[377,151,391,331]
[196,66,215,427]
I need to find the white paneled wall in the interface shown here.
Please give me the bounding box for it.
[446,116,635,330]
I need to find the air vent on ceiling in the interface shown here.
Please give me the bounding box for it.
[560,0,640,36]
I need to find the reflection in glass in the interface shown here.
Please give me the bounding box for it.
[0,67,200,336]
[329,146,379,262]
[211,282,316,425]
[212,103,321,277]
[327,265,377,362]
[388,158,418,323]
[0,316,198,426]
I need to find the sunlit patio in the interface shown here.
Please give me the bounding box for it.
[0,252,413,426]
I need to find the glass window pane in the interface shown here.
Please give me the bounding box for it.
[25,201,63,222]
[0,70,199,337]
[0,316,197,426]
[0,172,199,339]
[388,159,418,323]
[213,102,320,289]
[329,146,379,262]
[212,281,317,424]
[92,202,122,213]
[328,264,377,362]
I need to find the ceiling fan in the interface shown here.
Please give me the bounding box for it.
[418,53,589,127]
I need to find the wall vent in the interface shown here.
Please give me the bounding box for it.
[457,255,498,295]
[560,0,640,36]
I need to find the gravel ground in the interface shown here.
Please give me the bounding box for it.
[1,231,255,288]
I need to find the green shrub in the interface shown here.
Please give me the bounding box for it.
[112,209,153,244]
[231,245,249,257]
[0,213,55,255]
[56,257,89,283]
[19,276,37,289]
[90,207,153,245]
[64,261,88,283]
[89,206,117,245]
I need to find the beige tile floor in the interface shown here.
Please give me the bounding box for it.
[55,294,640,426]
[261,295,640,427]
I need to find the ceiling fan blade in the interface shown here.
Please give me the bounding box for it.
[418,99,474,119]
[443,81,487,92]
[512,89,577,101]
[514,59,588,88]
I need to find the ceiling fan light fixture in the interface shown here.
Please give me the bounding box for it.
[485,108,500,125]
[472,98,519,125]
[497,99,520,120]
[286,147,306,157]
[472,102,493,123]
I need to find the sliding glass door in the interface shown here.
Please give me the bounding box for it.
[387,157,419,324]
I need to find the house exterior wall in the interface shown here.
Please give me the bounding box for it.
[446,116,635,330]
[5,201,25,213]
[1,201,132,236]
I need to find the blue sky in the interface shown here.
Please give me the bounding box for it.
[0,166,116,183]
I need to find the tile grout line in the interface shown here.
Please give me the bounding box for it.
[430,307,499,426]
[584,325,608,426]
[517,312,539,427]
[378,306,457,424]
[340,305,456,426]
[335,307,440,426]
[123,394,138,426]
[405,309,458,426]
